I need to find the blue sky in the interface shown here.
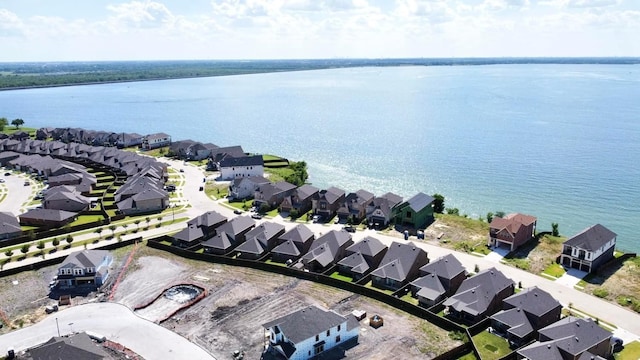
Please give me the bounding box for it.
[1,0,638,61]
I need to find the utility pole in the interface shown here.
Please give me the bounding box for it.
[55,318,60,337]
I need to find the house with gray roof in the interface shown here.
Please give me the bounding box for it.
[19,208,77,228]
[0,212,22,241]
[443,267,515,324]
[219,154,264,180]
[560,224,617,273]
[201,216,255,255]
[490,286,562,347]
[56,250,113,290]
[28,332,110,360]
[366,192,403,229]
[312,187,346,222]
[337,236,388,280]
[229,175,270,200]
[337,189,375,223]
[279,184,319,215]
[141,132,171,150]
[517,317,612,360]
[394,192,435,230]
[172,211,228,248]
[115,132,144,148]
[209,145,246,164]
[235,222,286,260]
[301,230,353,273]
[410,254,466,307]
[187,211,227,236]
[43,185,92,212]
[270,225,315,263]
[262,305,359,360]
[371,241,429,291]
[254,181,297,210]
[116,187,169,215]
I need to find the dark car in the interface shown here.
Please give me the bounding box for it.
[233,209,243,215]
[4,172,10,176]
[343,226,356,233]
[251,213,263,220]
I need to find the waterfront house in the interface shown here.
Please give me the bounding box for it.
[57,250,113,289]
[235,222,286,260]
[370,241,429,291]
[270,224,315,263]
[393,192,435,230]
[253,181,297,210]
[336,189,375,223]
[115,132,144,148]
[312,187,346,221]
[337,236,387,280]
[365,192,403,228]
[410,254,466,307]
[301,230,353,272]
[141,132,171,150]
[201,216,255,255]
[262,305,359,360]
[169,139,218,160]
[490,286,562,348]
[0,212,22,241]
[228,175,270,200]
[279,184,319,215]
[560,224,617,273]
[488,213,537,251]
[219,155,264,180]
[517,317,612,360]
[443,267,515,325]
[18,208,77,228]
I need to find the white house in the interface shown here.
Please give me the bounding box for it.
[219,155,264,181]
[142,133,171,150]
[560,224,617,273]
[262,305,359,360]
[228,175,270,200]
[56,250,113,289]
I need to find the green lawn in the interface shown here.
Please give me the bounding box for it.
[227,200,252,211]
[542,263,566,278]
[472,331,512,360]
[69,215,106,226]
[329,271,353,282]
[363,281,395,295]
[264,208,279,217]
[400,292,419,305]
[265,259,288,267]
[458,353,478,360]
[615,340,640,359]
[262,154,286,161]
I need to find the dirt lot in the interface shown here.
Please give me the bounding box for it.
[111,247,462,360]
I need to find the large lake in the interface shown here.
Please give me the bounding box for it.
[1,65,639,251]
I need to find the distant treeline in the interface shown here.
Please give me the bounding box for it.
[1,57,638,90]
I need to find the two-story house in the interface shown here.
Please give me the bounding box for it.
[262,305,359,360]
[336,189,375,223]
[370,241,429,291]
[56,250,113,289]
[488,213,537,251]
[172,211,227,247]
[312,187,346,222]
[254,181,297,210]
[270,224,315,264]
[337,236,388,281]
[560,224,617,273]
[365,192,403,229]
[201,216,255,255]
[228,175,270,200]
[410,254,466,307]
[301,230,353,273]
[393,192,435,230]
[279,184,319,215]
[218,155,264,181]
[141,133,171,150]
[235,222,286,260]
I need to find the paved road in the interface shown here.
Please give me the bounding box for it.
[0,170,37,216]
[0,302,215,359]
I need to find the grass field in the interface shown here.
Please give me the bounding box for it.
[472,331,512,360]
[615,340,640,359]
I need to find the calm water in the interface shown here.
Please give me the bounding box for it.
[1,65,639,251]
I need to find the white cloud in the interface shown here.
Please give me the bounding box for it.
[106,1,176,29]
[566,0,620,8]
[0,9,25,37]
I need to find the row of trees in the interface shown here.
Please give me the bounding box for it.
[0,117,25,131]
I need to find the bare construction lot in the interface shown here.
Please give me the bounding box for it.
[1,246,463,359]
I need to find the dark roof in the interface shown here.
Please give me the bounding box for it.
[345,236,387,257]
[271,239,301,257]
[491,307,534,338]
[412,273,446,301]
[419,254,465,280]
[502,286,561,318]
[19,208,77,222]
[213,216,255,237]
[443,267,514,316]
[370,241,428,282]
[219,154,264,167]
[172,224,204,242]
[302,230,353,268]
[319,186,345,204]
[517,340,564,360]
[0,211,21,236]
[405,192,435,212]
[262,305,347,344]
[236,222,285,254]
[337,252,371,274]
[60,250,110,270]
[538,317,611,356]
[295,184,319,200]
[380,192,403,206]
[278,224,314,244]
[564,224,617,251]
[29,332,109,360]
[187,211,227,228]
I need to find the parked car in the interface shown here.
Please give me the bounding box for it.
[4,172,10,176]
[251,214,263,220]
[45,304,58,314]
[312,215,322,223]
[343,226,356,233]
[0,179,4,183]
[233,209,243,215]
[23,181,30,186]
[179,169,185,173]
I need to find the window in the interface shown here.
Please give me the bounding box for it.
[315,334,319,341]
[336,335,341,343]
[406,211,412,219]
[337,324,341,331]
[314,343,324,355]
[326,330,330,336]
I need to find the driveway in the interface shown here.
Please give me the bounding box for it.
[0,302,215,359]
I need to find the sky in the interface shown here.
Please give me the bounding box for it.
[0,0,639,61]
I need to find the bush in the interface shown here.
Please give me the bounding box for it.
[66,235,73,244]
[52,238,60,247]
[20,244,30,254]
[446,208,459,215]
[289,208,299,219]
[593,288,609,298]
[4,250,13,257]
[37,241,45,250]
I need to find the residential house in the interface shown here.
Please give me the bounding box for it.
[270,225,315,263]
[218,155,264,180]
[116,132,144,148]
[301,230,354,273]
[254,181,297,210]
[57,250,113,289]
[394,192,435,230]
[228,175,270,200]
[171,224,206,248]
[116,187,169,215]
[141,132,171,150]
[172,211,227,247]
[169,139,218,160]
[337,236,388,280]
[312,187,346,221]
[560,224,617,273]
[443,267,515,324]
[28,332,110,360]
[235,222,286,260]
[262,305,359,360]
[0,212,22,241]
[490,286,562,347]
[366,192,403,228]
[370,241,429,291]
[0,151,21,166]
[201,216,255,255]
[18,208,77,228]
[336,189,375,223]
[517,317,612,360]
[410,254,466,307]
[279,184,319,215]
[488,213,537,251]
[43,186,92,212]
[35,127,54,141]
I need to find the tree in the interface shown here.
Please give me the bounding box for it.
[95,227,103,239]
[11,118,24,129]
[432,194,445,214]
[157,216,163,225]
[446,207,459,215]
[20,244,30,254]
[145,217,151,228]
[66,235,73,245]
[494,211,505,218]
[122,224,128,233]
[0,117,7,131]
[4,250,13,257]
[37,240,45,250]
[259,203,270,214]
[486,212,494,223]
[551,222,559,237]
[52,238,60,249]
[289,209,299,219]
[109,224,117,237]
[134,219,141,230]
